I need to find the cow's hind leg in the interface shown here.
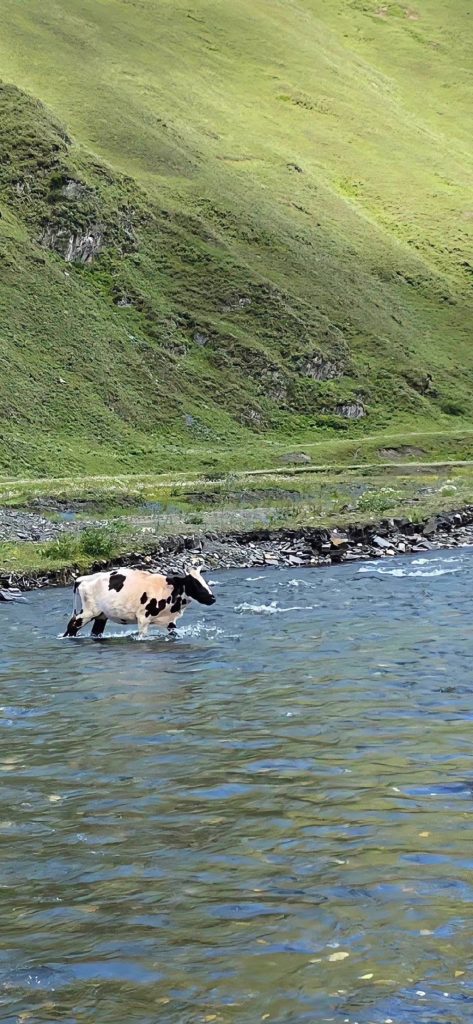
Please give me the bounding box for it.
[63,612,94,638]
[91,615,107,639]
[64,614,83,637]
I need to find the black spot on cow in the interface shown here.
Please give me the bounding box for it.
[184,573,216,605]
[108,572,126,592]
[145,597,167,618]
[166,575,186,612]
[166,576,185,594]
[140,591,148,604]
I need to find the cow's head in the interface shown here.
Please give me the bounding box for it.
[184,565,216,605]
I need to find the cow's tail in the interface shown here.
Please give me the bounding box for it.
[73,577,85,616]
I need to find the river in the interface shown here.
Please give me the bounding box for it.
[1,549,473,1023]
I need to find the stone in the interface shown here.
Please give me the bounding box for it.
[295,353,343,381]
[334,401,365,419]
[279,452,311,465]
[61,179,90,200]
[330,531,348,549]
[373,535,392,549]
[0,588,26,602]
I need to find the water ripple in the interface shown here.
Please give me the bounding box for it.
[1,551,473,1021]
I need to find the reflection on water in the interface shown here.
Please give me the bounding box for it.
[1,551,473,1022]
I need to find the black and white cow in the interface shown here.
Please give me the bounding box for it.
[64,565,216,638]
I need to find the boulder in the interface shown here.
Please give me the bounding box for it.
[330,530,348,549]
[334,402,365,419]
[422,517,439,537]
[279,452,311,465]
[373,535,392,549]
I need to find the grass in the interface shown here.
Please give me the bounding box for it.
[0,2,472,475]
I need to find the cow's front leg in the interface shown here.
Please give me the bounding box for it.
[167,622,177,634]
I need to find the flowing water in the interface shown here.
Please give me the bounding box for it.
[1,549,473,1023]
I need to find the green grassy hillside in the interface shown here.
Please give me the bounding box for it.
[0,0,472,474]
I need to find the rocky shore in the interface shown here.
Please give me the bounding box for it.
[2,506,473,592]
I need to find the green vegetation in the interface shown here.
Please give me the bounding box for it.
[0,0,472,477]
[35,524,121,562]
[0,524,132,574]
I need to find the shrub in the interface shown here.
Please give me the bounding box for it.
[355,487,403,514]
[79,527,119,559]
[39,535,80,561]
[440,399,465,417]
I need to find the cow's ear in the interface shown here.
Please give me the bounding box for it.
[184,562,205,575]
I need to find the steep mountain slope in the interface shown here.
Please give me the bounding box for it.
[0,0,472,473]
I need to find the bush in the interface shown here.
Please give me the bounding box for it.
[355,487,403,514]
[440,399,465,417]
[79,527,119,559]
[39,535,80,561]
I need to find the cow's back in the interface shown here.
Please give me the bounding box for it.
[77,568,170,624]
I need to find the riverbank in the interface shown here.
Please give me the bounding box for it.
[3,506,473,591]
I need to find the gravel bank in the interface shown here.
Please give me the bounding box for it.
[2,506,473,591]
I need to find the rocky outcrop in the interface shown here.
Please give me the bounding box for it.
[61,179,91,201]
[40,224,104,263]
[295,353,344,381]
[193,331,209,346]
[334,401,365,419]
[221,295,252,312]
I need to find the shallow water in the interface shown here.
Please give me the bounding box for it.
[1,549,473,1023]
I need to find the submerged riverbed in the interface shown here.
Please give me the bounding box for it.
[1,550,473,1023]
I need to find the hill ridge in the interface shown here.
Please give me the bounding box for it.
[0,0,471,473]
